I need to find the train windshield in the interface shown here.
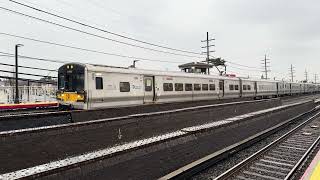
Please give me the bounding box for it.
[58,64,85,92]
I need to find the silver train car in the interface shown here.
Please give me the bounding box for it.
[56,63,320,110]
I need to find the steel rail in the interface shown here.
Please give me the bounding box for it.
[214,108,320,180]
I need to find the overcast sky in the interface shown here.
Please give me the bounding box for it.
[0,0,319,82]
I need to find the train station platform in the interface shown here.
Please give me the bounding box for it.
[0,102,58,110]
[301,149,320,180]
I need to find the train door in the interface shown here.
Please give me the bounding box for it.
[143,76,155,103]
[239,78,243,98]
[219,80,224,98]
[289,83,292,95]
[254,81,258,96]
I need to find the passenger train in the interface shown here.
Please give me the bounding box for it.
[56,63,320,110]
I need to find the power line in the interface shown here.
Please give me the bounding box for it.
[0,61,57,72]
[227,65,263,72]
[3,3,203,58]
[9,0,202,55]
[0,32,187,64]
[225,61,261,69]
[0,69,57,78]
[4,2,279,71]
[0,51,67,64]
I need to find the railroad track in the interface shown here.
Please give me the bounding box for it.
[0,107,59,116]
[214,109,320,180]
[0,98,281,132]
[0,99,316,179]
[0,94,318,120]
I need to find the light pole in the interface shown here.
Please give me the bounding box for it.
[14,44,23,104]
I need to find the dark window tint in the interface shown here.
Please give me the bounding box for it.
[120,82,130,92]
[202,84,208,91]
[210,84,216,91]
[145,78,152,91]
[185,84,193,91]
[243,85,247,90]
[229,84,234,90]
[247,85,251,90]
[194,84,201,91]
[235,85,239,90]
[95,77,103,89]
[175,83,183,91]
[163,83,173,91]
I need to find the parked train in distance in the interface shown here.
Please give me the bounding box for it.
[56,63,320,110]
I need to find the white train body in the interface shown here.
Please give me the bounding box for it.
[56,63,320,110]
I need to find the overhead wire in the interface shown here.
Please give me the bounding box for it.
[8,0,202,56]
[0,50,67,64]
[3,2,268,71]
[0,69,57,78]
[0,5,203,59]
[0,61,57,72]
[2,2,288,74]
[0,32,187,64]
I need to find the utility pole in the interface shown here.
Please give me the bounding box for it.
[201,32,215,74]
[261,54,270,79]
[14,44,23,104]
[304,69,308,83]
[289,64,295,82]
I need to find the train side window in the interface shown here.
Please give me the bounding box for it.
[247,85,251,90]
[163,83,173,91]
[235,85,239,90]
[145,79,152,91]
[243,85,247,90]
[95,77,103,90]
[120,82,130,92]
[209,84,216,91]
[175,83,183,91]
[229,84,234,91]
[202,84,208,91]
[194,84,201,91]
[185,84,193,91]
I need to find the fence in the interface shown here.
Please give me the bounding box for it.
[0,85,57,104]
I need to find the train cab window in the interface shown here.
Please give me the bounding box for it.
[247,85,251,90]
[163,83,173,91]
[202,84,208,91]
[185,84,193,91]
[95,77,103,90]
[229,85,234,91]
[194,84,201,91]
[235,85,239,90]
[120,82,130,92]
[175,83,183,91]
[243,85,247,90]
[209,84,216,91]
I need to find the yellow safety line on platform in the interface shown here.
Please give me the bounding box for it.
[310,161,320,180]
